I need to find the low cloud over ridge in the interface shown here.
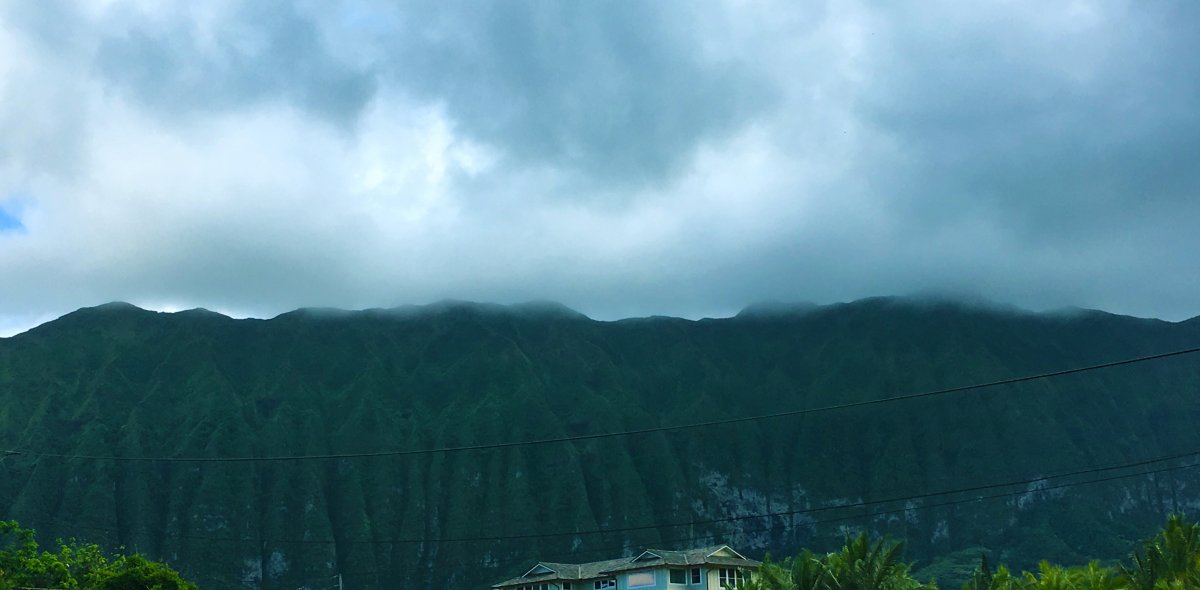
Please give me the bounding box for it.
[1,0,1197,336]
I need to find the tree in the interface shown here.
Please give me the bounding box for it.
[1124,514,1200,590]
[0,519,80,590]
[823,533,935,590]
[739,534,933,590]
[88,555,198,590]
[740,555,796,590]
[791,549,833,590]
[0,520,196,590]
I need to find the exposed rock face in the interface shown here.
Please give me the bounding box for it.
[1,298,1198,589]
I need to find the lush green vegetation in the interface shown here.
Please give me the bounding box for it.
[746,533,935,590]
[1,298,1198,589]
[6,515,1199,590]
[0,520,196,589]
[746,515,1200,590]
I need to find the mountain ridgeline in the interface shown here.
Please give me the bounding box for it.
[1,298,1199,589]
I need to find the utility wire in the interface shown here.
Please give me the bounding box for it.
[5,447,1197,547]
[332,448,1200,544]
[5,453,1196,589]
[496,458,1200,575]
[5,346,1198,463]
[152,457,1200,584]
[446,456,1200,577]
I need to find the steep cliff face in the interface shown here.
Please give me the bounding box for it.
[1,298,1198,589]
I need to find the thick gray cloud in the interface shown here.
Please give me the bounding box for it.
[860,2,1200,233]
[369,2,775,185]
[93,2,377,128]
[0,0,1198,336]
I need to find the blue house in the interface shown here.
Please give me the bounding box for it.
[492,544,760,590]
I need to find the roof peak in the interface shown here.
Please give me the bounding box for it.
[494,544,760,587]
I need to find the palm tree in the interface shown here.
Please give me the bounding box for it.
[738,534,932,590]
[739,555,797,590]
[822,533,934,590]
[1123,514,1200,590]
[791,549,832,590]
[1020,561,1077,590]
[1074,561,1122,590]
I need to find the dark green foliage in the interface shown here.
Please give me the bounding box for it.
[1123,514,1200,590]
[823,535,934,590]
[751,516,1200,590]
[89,555,198,590]
[956,527,1177,590]
[793,550,834,590]
[914,548,995,589]
[2,298,1200,589]
[744,534,934,590]
[0,520,196,590]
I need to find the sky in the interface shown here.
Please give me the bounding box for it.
[1,0,1198,336]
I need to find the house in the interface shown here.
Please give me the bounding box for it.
[492,544,760,590]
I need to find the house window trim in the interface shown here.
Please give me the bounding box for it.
[669,568,688,585]
[718,568,747,588]
[690,567,702,585]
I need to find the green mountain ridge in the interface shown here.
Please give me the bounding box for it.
[1,297,1199,589]
[18,294,1194,335]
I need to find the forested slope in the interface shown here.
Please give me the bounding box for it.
[1,297,1198,589]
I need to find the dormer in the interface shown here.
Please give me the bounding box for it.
[522,564,558,577]
[630,550,664,563]
[706,546,748,560]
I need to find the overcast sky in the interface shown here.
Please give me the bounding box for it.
[1,0,1198,335]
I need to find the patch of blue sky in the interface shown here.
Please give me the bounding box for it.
[0,194,27,233]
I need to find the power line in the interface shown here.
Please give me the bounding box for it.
[6,453,1196,590]
[5,346,1198,463]
[228,457,1200,583]
[530,458,1200,570]
[5,447,1197,547]
[336,448,1200,545]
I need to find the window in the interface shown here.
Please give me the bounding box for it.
[594,580,616,590]
[564,585,571,590]
[670,569,687,584]
[628,572,655,588]
[691,568,702,584]
[718,568,747,588]
[515,585,550,590]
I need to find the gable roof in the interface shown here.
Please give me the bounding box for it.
[706,546,749,560]
[597,545,760,575]
[522,563,560,577]
[492,544,760,588]
[493,556,630,588]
